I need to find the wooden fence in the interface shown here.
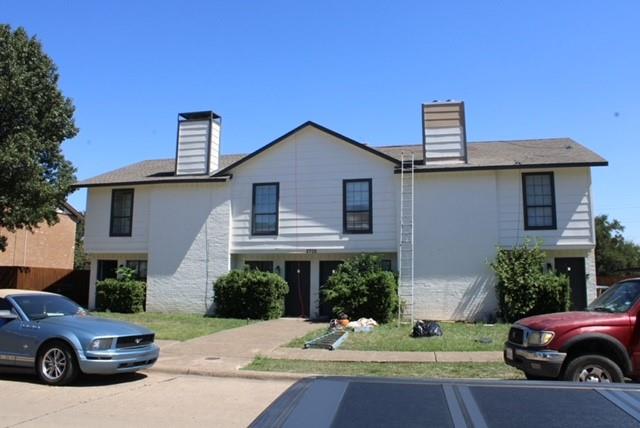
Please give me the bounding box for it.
[0,266,89,307]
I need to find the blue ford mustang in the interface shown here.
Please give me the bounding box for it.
[0,289,159,385]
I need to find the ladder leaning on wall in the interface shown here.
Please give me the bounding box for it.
[398,152,415,324]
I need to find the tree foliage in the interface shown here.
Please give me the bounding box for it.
[595,215,640,276]
[0,25,77,251]
[490,239,571,322]
[73,215,89,270]
[322,254,398,323]
[214,269,289,320]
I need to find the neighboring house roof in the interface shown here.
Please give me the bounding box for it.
[60,201,84,223]
[73,122,607,188]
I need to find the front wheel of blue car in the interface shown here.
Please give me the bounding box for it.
[37,341,78,386]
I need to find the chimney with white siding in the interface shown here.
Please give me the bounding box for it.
[175,111,221,175]
[422,101,467,164]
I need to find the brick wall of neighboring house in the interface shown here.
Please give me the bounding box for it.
[0,213,77,270]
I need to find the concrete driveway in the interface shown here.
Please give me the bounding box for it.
[0,371,292,428]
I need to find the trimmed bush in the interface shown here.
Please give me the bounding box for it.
[214,269,289,320]
[490,239,571,322]
[323,254,398,323]
[96,267,146,313]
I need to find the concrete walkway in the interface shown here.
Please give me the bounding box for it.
[148,319,504,380]
[151,317,319,379]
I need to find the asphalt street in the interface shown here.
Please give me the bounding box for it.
[0,370,292,427]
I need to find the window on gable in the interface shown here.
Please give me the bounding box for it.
[252,183,279,235]
[343,179,372,233]
[523,172,557,230]
[110,189,134,237]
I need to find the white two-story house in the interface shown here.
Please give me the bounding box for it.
[75,101,607,321]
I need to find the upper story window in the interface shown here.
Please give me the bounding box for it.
[110,189,134,237]
[252,183,279,235]
[343,179,372,234]
[522,172,557,230]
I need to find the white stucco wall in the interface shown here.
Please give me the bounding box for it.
[230,126,398,253]
[412,170,500,321]
[143,183,230,313]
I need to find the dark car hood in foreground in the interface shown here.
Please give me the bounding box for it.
[37,315,152,337]
[517,311,630,331]
[251,377,640,428]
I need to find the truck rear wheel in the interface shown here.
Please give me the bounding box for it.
[563,355,624,383]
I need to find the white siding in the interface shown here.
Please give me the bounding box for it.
[497,167,594,248]
[230,126,397,253]
[176,120,209,175]
[84,186,149,254]
[413,171,500,320]
[209,121,220,172]
[145,183,230,313]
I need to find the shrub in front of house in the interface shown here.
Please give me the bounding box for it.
[490,239,571,322]
[323,254,398,323]
[214,269,289,320]
[96,267,146,313]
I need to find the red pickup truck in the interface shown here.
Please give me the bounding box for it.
[504,278,640,383]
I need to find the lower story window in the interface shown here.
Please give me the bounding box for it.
[126,260,148,280]
[245,261,274,272]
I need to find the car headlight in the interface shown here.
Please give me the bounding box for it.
[90,338,114,350]
[527,331,555,347]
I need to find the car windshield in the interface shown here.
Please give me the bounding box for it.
[11,295,86,320]
[588,280,640,313]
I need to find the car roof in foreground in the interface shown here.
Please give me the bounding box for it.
[0,289,55,299]
[250,376,640,428]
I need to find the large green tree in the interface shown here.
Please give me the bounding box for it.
[0,25,77,251]
[595,215,640,276]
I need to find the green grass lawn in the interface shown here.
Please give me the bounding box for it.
[93,312,252,341]
[288,322,510,352]
[245,357,523,380]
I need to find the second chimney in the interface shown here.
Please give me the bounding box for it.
[175,111,221,175]
[422,101,467,164]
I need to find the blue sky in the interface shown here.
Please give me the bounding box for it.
[4,1,640,242]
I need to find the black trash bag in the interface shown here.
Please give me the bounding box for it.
[411,320,443,338]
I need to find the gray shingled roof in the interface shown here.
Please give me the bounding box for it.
[378,138,607,172]
[74,138,606,188]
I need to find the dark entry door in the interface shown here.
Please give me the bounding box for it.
[285,261,311,317]
[555,257,587,310]
[319,261,343,318]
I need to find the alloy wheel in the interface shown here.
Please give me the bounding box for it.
[41,348,67,381]
[577,365,612,383]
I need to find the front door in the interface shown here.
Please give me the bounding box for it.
[319,261,343,318]
[284,261,310,317]
[555,257,587,310]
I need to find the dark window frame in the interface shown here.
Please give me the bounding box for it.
[251,182,279,236]
[109,188,135,237]
[522,172,557,230]
[126,260,148,280]
[343,178,373,234]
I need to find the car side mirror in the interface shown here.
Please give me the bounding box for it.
[0,310,18,320]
